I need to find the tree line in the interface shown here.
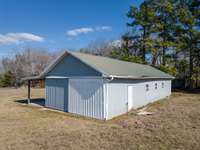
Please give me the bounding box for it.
[83,0,200,88]
[0,49,56,87]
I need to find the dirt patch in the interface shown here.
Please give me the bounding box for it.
[0,88,199,150]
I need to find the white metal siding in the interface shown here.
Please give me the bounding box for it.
[68,78,104,120]
[131,80,171,108]
[105,83,128,119]
[105,80,171,120]
[45,78,68,111]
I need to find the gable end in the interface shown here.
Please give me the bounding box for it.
[47,54,102,77]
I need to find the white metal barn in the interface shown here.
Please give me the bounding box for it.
[23,51,174,120]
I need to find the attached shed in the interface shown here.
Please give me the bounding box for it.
[23,51,174,120]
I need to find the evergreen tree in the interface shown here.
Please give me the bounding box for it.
[112,0,199,88]
[110,33,144,64]
[127,0,156,62]
[175,0,200,88]
[0,71,15,87]
[149,0,176,66]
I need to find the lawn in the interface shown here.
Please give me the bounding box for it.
[0,88,199,150]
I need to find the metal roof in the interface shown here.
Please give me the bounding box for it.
[69,51,174,79]
[22,50,174,81]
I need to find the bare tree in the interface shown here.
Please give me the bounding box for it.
[80,39,120,57]
[1,48,55,85]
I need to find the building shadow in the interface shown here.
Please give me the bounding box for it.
[15,98,45,107]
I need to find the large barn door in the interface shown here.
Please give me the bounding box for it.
[45,78,68,112]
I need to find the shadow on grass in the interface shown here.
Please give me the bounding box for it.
[173,89,200,94]
[15,98,45,107]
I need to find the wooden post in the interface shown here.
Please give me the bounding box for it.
[28,80,31,104]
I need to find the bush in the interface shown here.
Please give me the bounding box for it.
[0,71,15,87]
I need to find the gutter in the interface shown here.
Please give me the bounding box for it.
[105,75,175,80]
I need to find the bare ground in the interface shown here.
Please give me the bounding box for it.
[0,88,199,150]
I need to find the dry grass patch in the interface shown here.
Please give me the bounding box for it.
[0,88,199,150]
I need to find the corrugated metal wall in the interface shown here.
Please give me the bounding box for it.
[104,82,128,119]
[68,78,104,120]
[105,79,171,119]
[45,78,68,111]
[45,77,171,120]
[47,55,101,76]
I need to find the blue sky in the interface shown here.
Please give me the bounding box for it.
[0,0,142,57]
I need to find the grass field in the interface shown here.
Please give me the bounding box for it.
[0,88,199,150]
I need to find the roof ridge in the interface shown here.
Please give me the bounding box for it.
[69,50,149,67]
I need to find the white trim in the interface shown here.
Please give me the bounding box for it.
[104,80,109,120]
[70,76,103,79]
[103,80,109,120]
[108,75,174,80]
[46,76,69,79]
[46,76,103,79]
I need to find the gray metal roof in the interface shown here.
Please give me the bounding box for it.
[69,51,174,79]
[22,50,174,81]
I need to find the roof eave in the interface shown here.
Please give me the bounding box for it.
[106,75,175,80]
[21,75,44,81]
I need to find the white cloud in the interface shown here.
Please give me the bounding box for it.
[95,26,112,31]
[67,26,112,37]
[67,27,94,37]
[0,33,44,45]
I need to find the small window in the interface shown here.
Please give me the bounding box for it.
[146,84,149,91]
[162,82,164,88]
[155,83,158,89]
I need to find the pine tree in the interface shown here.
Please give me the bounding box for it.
[175,0,200,88]
[127,0,156,62]
[149,0,176,66]
[110,33,144,64]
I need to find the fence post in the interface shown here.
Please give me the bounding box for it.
[27,80,31,104]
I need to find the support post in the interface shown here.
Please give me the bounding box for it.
[27,80,31,104]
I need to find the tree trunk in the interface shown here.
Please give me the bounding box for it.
[142,26,146,62]
[152,53,158,66]
[162,46,166,66]
[162,17,167,66]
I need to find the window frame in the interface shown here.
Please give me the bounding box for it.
[162,82,164,88]
[146,84,149,91]
[155,83,158,90]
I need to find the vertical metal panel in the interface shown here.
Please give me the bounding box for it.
[105,79,172,119]
[105,82,128,120]
[68,78,104,120]
[45,78,68,111]
[47,55,101,76]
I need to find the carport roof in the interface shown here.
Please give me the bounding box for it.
[22,50,174,81]
[21,76,44,81]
